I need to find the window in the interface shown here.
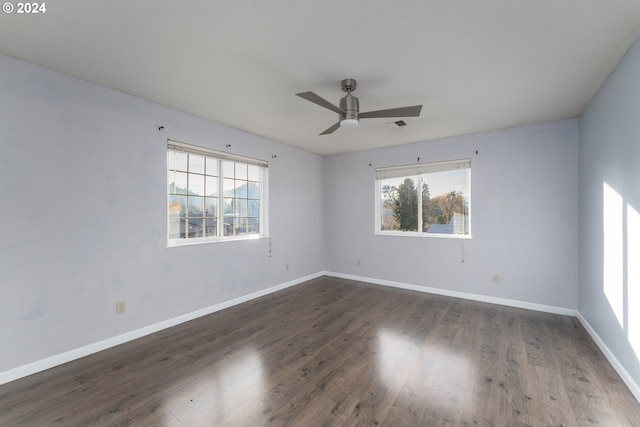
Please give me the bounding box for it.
[375,159,470,237]
[167,140,267,245]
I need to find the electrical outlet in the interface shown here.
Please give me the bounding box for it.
[492,274,500,284]
[285,263,289,271]
[357,259,361,266]
[116,300,127,315]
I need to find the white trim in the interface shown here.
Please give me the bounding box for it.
[576,313,640,403]
[166,233,265,248]
[374,231,473,239]
[324,271,577,316]
[0,272,323,386]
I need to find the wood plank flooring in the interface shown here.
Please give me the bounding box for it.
[1,276,639,426]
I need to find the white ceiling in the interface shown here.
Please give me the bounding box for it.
[1,1,640,156]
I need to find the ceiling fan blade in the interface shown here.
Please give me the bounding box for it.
[359,105,423,119]
[319,122,341,135]
[296,91,344,114]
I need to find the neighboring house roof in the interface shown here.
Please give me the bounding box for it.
[426,223,454,234]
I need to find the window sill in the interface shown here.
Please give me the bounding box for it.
[374,231,472,239]
[166,234,268,248]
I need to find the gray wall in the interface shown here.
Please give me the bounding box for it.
[0,54,325,373]
[324,120,579,309]
[579,38,640,387]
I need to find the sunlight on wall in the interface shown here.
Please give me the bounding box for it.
[628,204,640,359]
[603,182,624,327]
[377,330,473,410]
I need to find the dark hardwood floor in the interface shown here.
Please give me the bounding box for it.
[1,276,639,426]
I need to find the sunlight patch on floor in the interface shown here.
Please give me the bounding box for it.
[377,329,474,410]
[164,348,265,425]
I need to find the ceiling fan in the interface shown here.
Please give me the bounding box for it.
[296,78,422,135]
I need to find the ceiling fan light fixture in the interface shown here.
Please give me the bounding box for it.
[340,118,358,128]
[296,78,422,135]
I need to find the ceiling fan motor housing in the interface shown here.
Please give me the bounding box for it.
[340,93,359,121]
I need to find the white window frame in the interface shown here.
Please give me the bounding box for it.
[167,140,269,247]
[374,158,471,239]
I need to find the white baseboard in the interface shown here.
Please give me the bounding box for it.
[324,271,578,316]
[0,272,323,386]
[576,313,640,403]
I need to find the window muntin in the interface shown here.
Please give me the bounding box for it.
[167,141,267,245]
[376,159,470,237]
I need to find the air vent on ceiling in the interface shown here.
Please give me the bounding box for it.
[386,120,407,128]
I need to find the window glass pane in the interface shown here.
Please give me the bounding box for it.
[235,218,248,235]
[188,173,205,196]
[223,214,235,236]
[188,196,204,217]
[235,163,248,180]
[235,180,248,198]
[205,157,218,176]
[168,217,185,239]
[247,217,259,234]
[248,199,260,217]
[223,197,234,217]
[167,151,175,171]
[235,199,248,216]
[168,195,186,217]
[206,176,218,197]
[205,218,217,237]
[380,182,398,230]
[422,168,469,235]
[248,164,260,182]
[205,197,217,218]
[174,172,188,195]
[175,152,188,171]
[189,155,205,174]
[186,218,203,238]
[223,161,235,178]
[223,178,235,196]
[247,182,260,199]
[382,177,418,231]
[168,170,175,193]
